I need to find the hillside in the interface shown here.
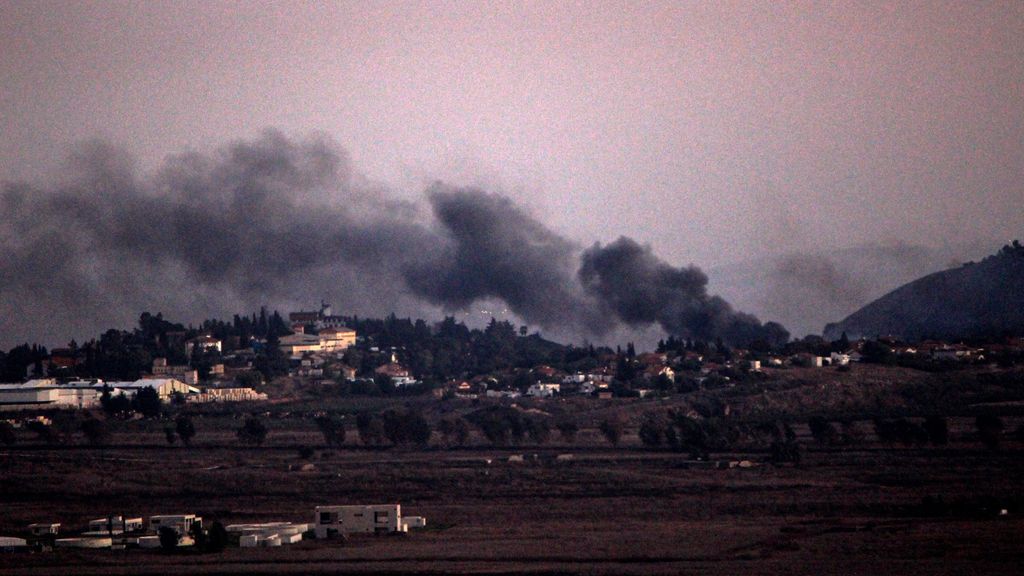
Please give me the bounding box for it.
[709,241,985,338]
[823,242,1024,341]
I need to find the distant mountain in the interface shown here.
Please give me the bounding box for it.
[709,242,982,339]
[823,243,1024,341]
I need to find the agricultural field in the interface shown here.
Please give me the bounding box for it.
[2,364,1024,575]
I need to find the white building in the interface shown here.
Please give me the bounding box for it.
[526,383,560,398]
[84,516,143,535]
[0,378,195,411]
[149,514,201,535]
[314,504,410,538]
[318,327,357,351]
[829,352,850,366]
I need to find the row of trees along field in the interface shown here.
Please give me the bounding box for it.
[2,409,1017,455]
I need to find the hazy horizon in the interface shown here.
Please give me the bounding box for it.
[2,1,1021,348]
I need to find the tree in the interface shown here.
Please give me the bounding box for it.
[237,416,268,446]
[380,408,431,447]
[132,386,163,418]
[80,418,111,446]
[103,392,134,420]
[206,521,229,552]
[0,421,15,446]
[976,414,1004,449]
[175,415,196,447]
[525,418,551,445]
[840,421,865,445]
[315,415,346,447]
[452,418,470,446]
[556,420,578,443]
[770,437,802,465]
[356,412,386,446]
[638,414,665,448]
[923,416,949,446]
[598,418,623,446]
[189,522,208,550]
[158,526,180,550]
[807,416,839,446]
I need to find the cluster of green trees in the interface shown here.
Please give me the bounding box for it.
[0,343,49,382]
[636,411,743,459]
[341,315,596,383]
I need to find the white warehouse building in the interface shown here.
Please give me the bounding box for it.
[314,504,425,538]
[0,378,195,411]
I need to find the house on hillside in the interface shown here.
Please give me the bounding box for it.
[375,362,417,386]
[642,365,675,381]
[526,383,560,398]
[185,335,222,356]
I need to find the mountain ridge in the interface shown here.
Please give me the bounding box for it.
[823,242,1024,341]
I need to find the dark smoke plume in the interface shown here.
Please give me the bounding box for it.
[402,185,609,334]
[0,131,787,348]
[580,237,789,346]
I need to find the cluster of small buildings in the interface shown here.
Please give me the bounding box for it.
[2,504,426,553]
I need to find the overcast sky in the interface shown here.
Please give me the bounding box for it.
[1,1,1023,346]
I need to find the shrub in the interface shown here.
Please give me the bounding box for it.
[25,420,57,444]
[555,420,578,443]
[158,526,180,550]
[808,416,839,446]
[976,414,1004,449]
[0,421,15,446]
[315,415,346,447]
[598,418,623,446]
[237,416,268,446]
[206,521,228,552]
[638,414,665,448]
[80,418,111,446]
[131,386,163,418]
[175,415,196,447]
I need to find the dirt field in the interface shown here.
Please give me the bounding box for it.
[2,424,1023,575]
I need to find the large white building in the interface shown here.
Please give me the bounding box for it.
[0,378,195,411]
[314,504,414,538]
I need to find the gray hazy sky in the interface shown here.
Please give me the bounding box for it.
[2,1,1022,274]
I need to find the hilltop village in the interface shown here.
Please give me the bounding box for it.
[2,302,1024,415]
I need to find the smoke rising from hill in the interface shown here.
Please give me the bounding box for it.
[0,131,786,348]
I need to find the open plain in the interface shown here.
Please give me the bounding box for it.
[2,410,1023,576]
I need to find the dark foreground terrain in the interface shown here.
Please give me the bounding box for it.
[2,425,1023,576]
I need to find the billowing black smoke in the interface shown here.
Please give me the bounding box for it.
[580,238,789,347]
[402,185,610,335]
[0,131,787,348]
